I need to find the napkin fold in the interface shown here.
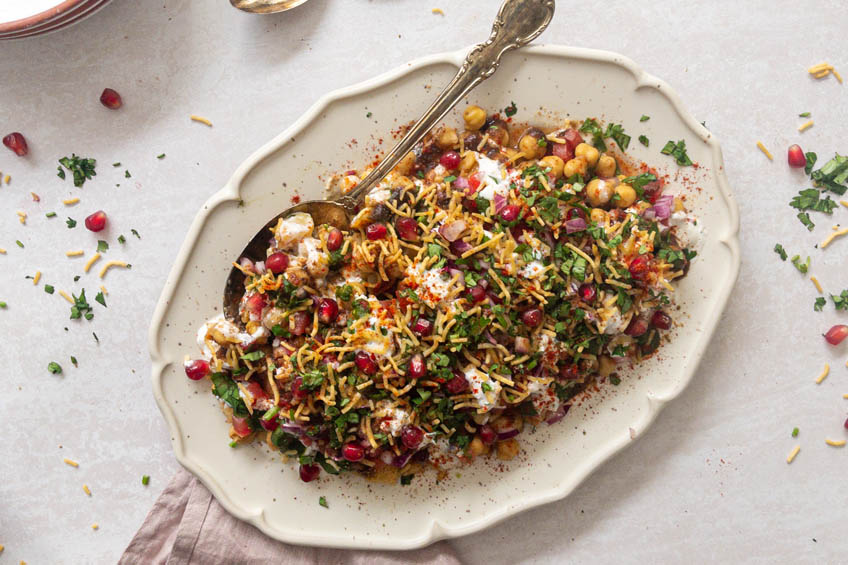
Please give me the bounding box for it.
[119,468,461,565]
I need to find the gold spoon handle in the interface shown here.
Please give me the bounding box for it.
[338,0,555,213]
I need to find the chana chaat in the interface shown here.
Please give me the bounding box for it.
[185,105,698,484]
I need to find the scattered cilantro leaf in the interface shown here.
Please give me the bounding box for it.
[790,188,836,214]
[603,122,630,150]
[790,255,810,274]
[71,356,78,367]
[638,135,649,147]
[45,212,57,218]
[814,297,826,311]
[95,291,107,307]
[831,290,848,311]
[400,474,414,486]
[318,496,328,508]
[44,284,55,294]
[792,427,799,437]
[157,153,166,159]
[240,350,265,361]
[70,289,94,321]
[660,139,693,166]
[504,101,517,117]
[48,362,62,374]
[15,240,23,248]
[798,112,810,118]
[58,154,97,187]
[97,240,109,253]
[796,212,815,231]
[640,115,650,122]
[131,229,141,239]
[810,154,848,195]
[66,217,77,229]
[142,475,150,486]
[118,234,126,244]
[773,243,787,261]
[804,152,817,175]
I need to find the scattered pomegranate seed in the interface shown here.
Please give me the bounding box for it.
[479,424,497,444]
[326,228,343,251]
[844,417,848,431]
[521,308,543,327]
[317,298,339,324]
[184,359,209,380]
[395,217,419,241]
[265,252,289,274]
[625,316,649,337]
[231,416,251,437]
[578,284,596,302]
[291,376,307,400]
[259,415,279,431]
[84,210,108,232]
[469,284,486,303]
[407,354,427,379]
[99,88,123,109]
[824,324,848,345]
[2,132,28,156]
[500,204,521,222]
[439,151,461,170]
[245,293,267,318]
[366,222,388,240]
[445,372,468,394]
[560,363,580,380]
[628,255,650,281]
[651,310,672,330]
[411,317,433,336]
[289,311,311,336]
[299,464,320,482]
[787,144,806,168]
[342,442,364,462]
[354,351,378,375]
[401,426,424,449]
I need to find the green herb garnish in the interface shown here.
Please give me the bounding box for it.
[318,496,328,508]
[790,255,810,274]
[142,475,150,485]
[640,115,650,122]
[97,240,109,253]
[831,290,848,311]
[66,217,77,229]
[58,154,97,187]
[660,139,693,166]
[44,284,55,294]
[792,427,799,437]
[790,188,836,214]
[814,297,826,311]
[638,135,649,147]
[773,243,787,261]
[504,101,517,117]
[48,361,62,374]
[95,291,107,307]
[45,212,57,218]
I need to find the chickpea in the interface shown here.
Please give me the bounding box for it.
[469,436,489,457]
[562,157,588,178]
[485,119,510,146]
[496,438,520,461]
[436,127,459,149]
[459,152,477,174]
[614,184,637,208]
[585,178,614,207]
[463,105,487,130]
[598,355,616,377]
[589,208,608,225]
[595,154,617,177]
[518,134,542,159]
[539,155,564,179]
[574,143,600,167]
[393,151,416,175]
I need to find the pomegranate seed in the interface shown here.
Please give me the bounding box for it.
[566,208,587,221]
[2,132,28,156]
[469,284,486,303]
[560,363,580,380]
[628,255,650,281]
[342,442,365,462]
[366,222,388,240]
[439,150,461,170]
[326,228,343,251]
[291,376,307,400]
[500,204,521,222]
[521,308,543,327]
[299,464,320,482]
[651,310,672,330]
[578,284,596,302]
[411,317,433,336]
[625,316,649,337]
[184,359,209,380]
[260,416,279,431]
[400,426,424,450]
[824,324,848,345]
[844,417,848,430]
[355,351,378,375]
[245,293,266,318]
[407,354,427,379]
[99,88,123,109]
[265,252,289,274]
[445,372,468,394]
[289,311,311,336]
[231,416,251,437]
[479,424,496,445]
[787,144,806,168]
[395,217,420,241]
[462,198,478,212]
[84,210,107,232]
[317,298,339,324]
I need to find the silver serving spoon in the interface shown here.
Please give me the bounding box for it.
[224,0,555,320]
[230,0,311,14]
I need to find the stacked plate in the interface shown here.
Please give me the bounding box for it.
[0,0,111,40]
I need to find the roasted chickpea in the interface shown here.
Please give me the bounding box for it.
[595,154,617,177]
[469,436,489,457]
[485,119,510,146]
[459,152,477,174]
[539,155,564,179]
[562,157,588,178]
[574,143,600,167]
[614,184,637,208]
[496,438,520,461]
[598,355,616,377]
[585,178,615,207]
[463,105,487,130]
[393,151,416,175]
[436,127,459,149]
[589,208,608,225]
[518,134,542,159]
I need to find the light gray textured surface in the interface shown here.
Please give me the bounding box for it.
[0,1,846,563]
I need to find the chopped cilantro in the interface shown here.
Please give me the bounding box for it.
[640,115,650,122]
[58,154,97,187]
[609,375,621,385]
[792,427,799,437]
[15,240,23,248]
[804,152,817,175]
[70,289,94,321]
[319,496,328,508]
[443,175,457,183]
[475,197,490,214]
[790,255,810,274]
[117,234,126,244]
[604,122,630,150]
[112,162,121,167]
[45,212,57,218]
[798,112,810,118]
[504,101,517,117]
[299,368,325,390]
[620,173,657,194]
[831,290,848,311]
[124,170,131,178]
[810,154,848,195]
[400,474,414,485]
[131,228,141,239]
[638,135,649,147]
[48,361,62,374]
[92,332,99,343]
[57,167,65,180]
[335,284,353,302]
[366,111,372,118]
[210,372,249,417]
[240,350,264,361]
[97,240,109,253]
[157,153,166,159]
[142,475,150,485]
[796,212,815,231]
[814,297,826,311]
[773,243,787,261]
[579,118,607,151]
[71,356,78,366]
[790,188,836,214]
[66,217,77,229]
[95,291,107,307]
[42,284,56,295]
[0,302,5,308]
[660,139,693,166]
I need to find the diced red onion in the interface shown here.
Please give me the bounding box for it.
[239,257,254,271]
[565,217,586,234]
[439,219,467,242]
[254,260,266,274]
[641,208,657,221]
[453,176,470,190]
[545,404,571,425]
[392,451,413,468]
[493,193,507,213]
[514,336,530,353]
[450,239,473,255]
[496,428,520,441]
[484,331,498,345]
[651,195,674,220]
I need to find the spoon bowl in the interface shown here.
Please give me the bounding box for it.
[230,0,310,14]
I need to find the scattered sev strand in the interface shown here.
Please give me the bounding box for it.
[63,197,80,205]
[99,260,129,279]
[820,227,848,249]
[798,120,814,133]
[815,363,830,384]
[841,200,848,209]
[33,271,41,285]
[92,523,99,530]
[63,458,79,467]
[59,290,74,304]
[810,276,823,294]
[825,439,846,447]
[84,253,102,273]
[756,141,773,160]
[83,484,91,496]
[807,62,842,83]
[431,8,445,15]
[190,114,213,127]
[66,250,84,257]
[786,445,800,463]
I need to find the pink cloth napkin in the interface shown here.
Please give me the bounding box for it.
[119,468,461,565]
